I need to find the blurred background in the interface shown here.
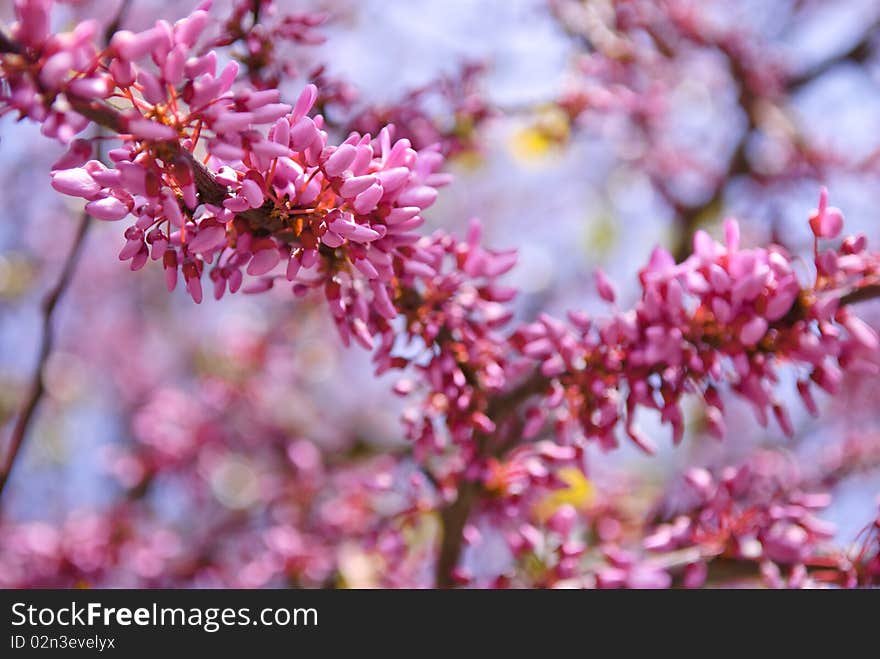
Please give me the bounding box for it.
[1,0,880,586]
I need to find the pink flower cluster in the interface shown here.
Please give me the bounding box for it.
[0,455,433,588]
[61,106,446,323]
[4,0,880,590]
[206,0,328,91]
[0,0,112,141]
[480,448,878,589]
[510,204,880,454]
[0,1,451,344]
[381,222,521,465]
[644,459,840,588]
[0,507,186,587]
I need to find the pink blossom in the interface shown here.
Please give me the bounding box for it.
[247,248,281,276]
[86,197,130,221]
[594,268,616,303]
[3,0,880,593]
[809,187,844,239]
[50,168,100,199]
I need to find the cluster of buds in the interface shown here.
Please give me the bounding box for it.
[0,452,437,588]
[486,450,873,589]
[2,2,449,345]
[510,199,880,454]
[379,222,521,466]
[206,0,328,91]
[4,0,880,591]
[0,1,111,141]
[644,457,841,588]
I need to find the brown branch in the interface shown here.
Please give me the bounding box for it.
[0,0,132,504]
[786,17,880,92]
[839,282,880,306]
[435,479,480,587]
[668,552,848,588]
[666,139,748,263]
[433,369,549,587]
[0,30,21,54]
[66,96,282,233]
[104,0,133,46]
[668,48,757,262]
[0,212,91,500]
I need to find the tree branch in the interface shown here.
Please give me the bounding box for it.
[0,211,91,500]
[104,0,133,46]
[0,0,132,504]
[0,30,21,54]
[433,369,549,587]
[668,46,757,262]
[432,277,880,586]
[839,282,880,306]
[786,17,880,92]
[435,478,480,587]
[66,96,283,234]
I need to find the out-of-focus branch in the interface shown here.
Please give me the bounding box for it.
[664,137,749,263]
[787,17,880,92]
[0,0,133,503]
[432,276,880,587]
[104,0,133,45]
[839,282,880,306]
[667,47,758,262]
[433,369,548,587]
[667,16,879,261]
[435,479,479,588]
[0,30,21,54]
[0,211,91,500]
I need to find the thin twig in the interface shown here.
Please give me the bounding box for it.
[104,0,133,46]
[839,282,880,306]
[786,17,880,92]
[0,211,91,499]
[0,0,132,502]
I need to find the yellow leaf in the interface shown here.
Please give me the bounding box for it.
[510,126,554,161]
[583,213,618,258]
[532,467,595,522]
[509,106,570,163]
[449,149,485,171]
